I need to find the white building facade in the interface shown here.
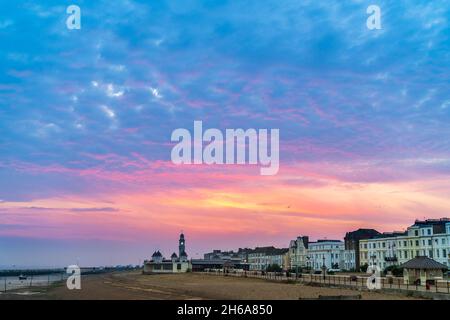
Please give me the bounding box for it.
[343,250,356,271]
[360,218,450,269]
[308,240,345,270]
[248,247,289,271]
[289,236,309,269]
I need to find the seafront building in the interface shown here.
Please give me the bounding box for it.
[401,256,448,285]
[359,231,406,269]
[360,218,450,269]
[143,233,191,274]
[247,247,289,271]
[343,249,356,271]
[203,248,252,261]
[344,228,381,271]
[308,240,345,270]
[142,218,449,274]
[288,236,309,270]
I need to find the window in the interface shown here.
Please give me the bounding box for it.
[404,241,407,246]
[427,229,431,235]
[415,230,419,236]
[429,250,433,258]
[415,240,419,246]
[164,264,173,271]
[428,239,432,246]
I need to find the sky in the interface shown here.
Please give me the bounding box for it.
[0,0,449,267]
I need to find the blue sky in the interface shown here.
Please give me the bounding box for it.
[0,1,449,267]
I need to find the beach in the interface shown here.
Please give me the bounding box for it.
[0,271,420,300]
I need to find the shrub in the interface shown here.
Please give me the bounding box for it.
[266,264,282,272]
[360,263,369,273]
[384,265,403,277]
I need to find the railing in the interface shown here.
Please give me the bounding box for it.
[203,269,450,295]
[1,273,68,292]
[384,257,398,262]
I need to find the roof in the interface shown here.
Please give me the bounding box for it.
[171,252,178,258]
[191,259,225,265]
[400,256,448,270]
[248,246,288,256]
[373,231,407,239]
[345,229,381,240]
[412,218,449,226]
[152,251,163,257]
[180,251,188,257]
[237,248,252,254]
[145,260,173,265]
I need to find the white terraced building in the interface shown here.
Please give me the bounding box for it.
[360,218,450,269]
[308,240,345,271]
[343,249,356,271]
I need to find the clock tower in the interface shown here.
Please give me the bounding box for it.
[179,233,186,257]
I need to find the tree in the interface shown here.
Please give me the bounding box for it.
[360,263,369,273]
[266,264,282,272]
[384,265,403,277]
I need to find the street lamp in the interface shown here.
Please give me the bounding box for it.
[306,256,311,274]
[322,255,326,280]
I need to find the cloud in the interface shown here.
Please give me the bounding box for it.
[100,105,116,118]
[0,1,449,264]
[106,84,125,98]
[18,206,119,213]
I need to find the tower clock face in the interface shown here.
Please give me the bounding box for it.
[181,241,184,246]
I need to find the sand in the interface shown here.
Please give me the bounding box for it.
[0,271,419,300]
